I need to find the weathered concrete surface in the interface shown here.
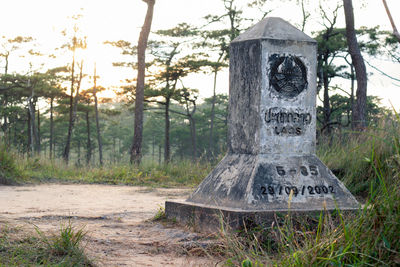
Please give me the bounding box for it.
[165,201,357,232]
[232,17,316,43]
[228,39,262,154]
[187,154,358,210]
[228,19,317,156]
[165,17,359,231]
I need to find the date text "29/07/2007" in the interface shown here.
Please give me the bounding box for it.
[259,165,336,197]
[260,184,336,197]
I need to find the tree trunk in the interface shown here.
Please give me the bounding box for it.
[112,136,116,164]
[6,123,10,149]
[63,97,73,162]
[72,60,83,123]
[118,139,122,162]
[93,64,103,166]
[343,0,368,130]
[208,67,218,157]
[349,64,355,125]
[64,59,84,163]
[382,0,400,43]
[130,0,155,165]
[94,94,103,166]
[158,143,162,165]
[189,116,197,162]
[322,69,331,134]
[27,84,38,156]
[183,96,197,162]
[77,139,81,166]
[86,110,92,165]
[63,48,76,164]
[13,121,16,149]
[49,97,54,159]
[164,98,170,163]
[27,108,32,156]
[37,108,41,154]
[2,95,9,144]
[343,56,355,126]
[152,135,155,163]
[32,101,39,155]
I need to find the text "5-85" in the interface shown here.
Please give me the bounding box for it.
[276,165,318,176]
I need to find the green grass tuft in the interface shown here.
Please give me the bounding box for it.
[0,221,93,266]
[152,206,167,221]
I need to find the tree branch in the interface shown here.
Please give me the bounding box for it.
[382,0,400,43]
[365,59,400,82]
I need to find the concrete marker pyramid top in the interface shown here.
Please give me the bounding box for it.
[232,17,316,43]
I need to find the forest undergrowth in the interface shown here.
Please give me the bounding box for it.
[0,149,213,188]
[1,119,400,266]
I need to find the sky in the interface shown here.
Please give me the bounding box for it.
[1,0,400,108]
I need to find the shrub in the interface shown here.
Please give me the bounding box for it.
[0,142,21,184]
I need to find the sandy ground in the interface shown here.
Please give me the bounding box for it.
[0,184,222,266]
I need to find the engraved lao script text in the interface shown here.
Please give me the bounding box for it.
[264,107,312,135]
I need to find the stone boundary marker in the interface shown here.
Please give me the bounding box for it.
[165,17,359,231]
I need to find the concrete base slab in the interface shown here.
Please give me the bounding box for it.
[165,200,359,232]
[165,154,360,232]
[188,154,359,211]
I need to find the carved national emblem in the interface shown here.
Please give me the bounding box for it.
[269,55,308,98]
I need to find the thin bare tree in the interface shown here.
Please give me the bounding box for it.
[93,64,103,166]
[382,0,400,43]
[343,0,368,130]
[130,0,155,164]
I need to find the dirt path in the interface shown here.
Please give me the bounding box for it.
[0,184,221,266]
